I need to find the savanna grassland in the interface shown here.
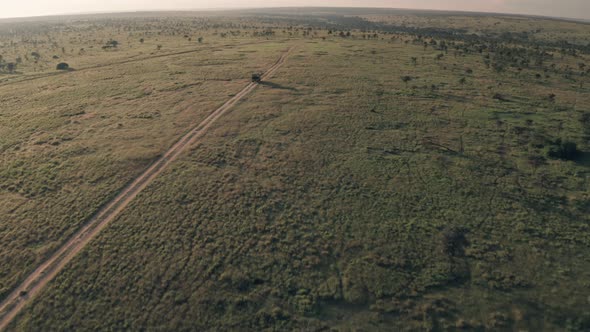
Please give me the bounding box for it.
[1,8,590,331]
[361,12,590,46]
[0,15,289,301]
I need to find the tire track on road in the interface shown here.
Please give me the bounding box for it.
[0,46,292,331]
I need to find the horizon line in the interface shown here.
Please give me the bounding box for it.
[0,6,588,24]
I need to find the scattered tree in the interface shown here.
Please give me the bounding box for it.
[6,62,16,73]
[493,93,508,101]
[439,226,469,257]
[102,40,119,50]
[401,75,413,87]
[547,139,579,161]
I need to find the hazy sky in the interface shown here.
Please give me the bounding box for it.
[1,0,589,20]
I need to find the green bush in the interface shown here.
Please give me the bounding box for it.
[547,139,579,160]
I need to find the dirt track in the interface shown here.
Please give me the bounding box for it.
[0,46,292,331]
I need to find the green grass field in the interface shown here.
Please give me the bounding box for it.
[0,29,288,300]
[1,10,590,331]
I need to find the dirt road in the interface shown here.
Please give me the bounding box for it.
[0,46,292,331]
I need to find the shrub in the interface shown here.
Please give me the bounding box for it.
[547,139,579,160]
[102,40,119,50]
[401,75,413,87]
[493,93,508,101]
[580,112,590,136]
[440,226,469,257]
[6,62,16,73]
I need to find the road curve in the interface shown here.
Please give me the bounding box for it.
[0,46,293,331]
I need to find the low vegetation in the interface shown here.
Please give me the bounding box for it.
[1,8,589,331]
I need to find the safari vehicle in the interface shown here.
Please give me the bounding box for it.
[251,73,262,82]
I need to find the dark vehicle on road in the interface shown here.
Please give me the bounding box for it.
[251,73,262,82]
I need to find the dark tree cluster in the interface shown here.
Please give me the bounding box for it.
[0,55,17,73]
[547,139,579,161]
